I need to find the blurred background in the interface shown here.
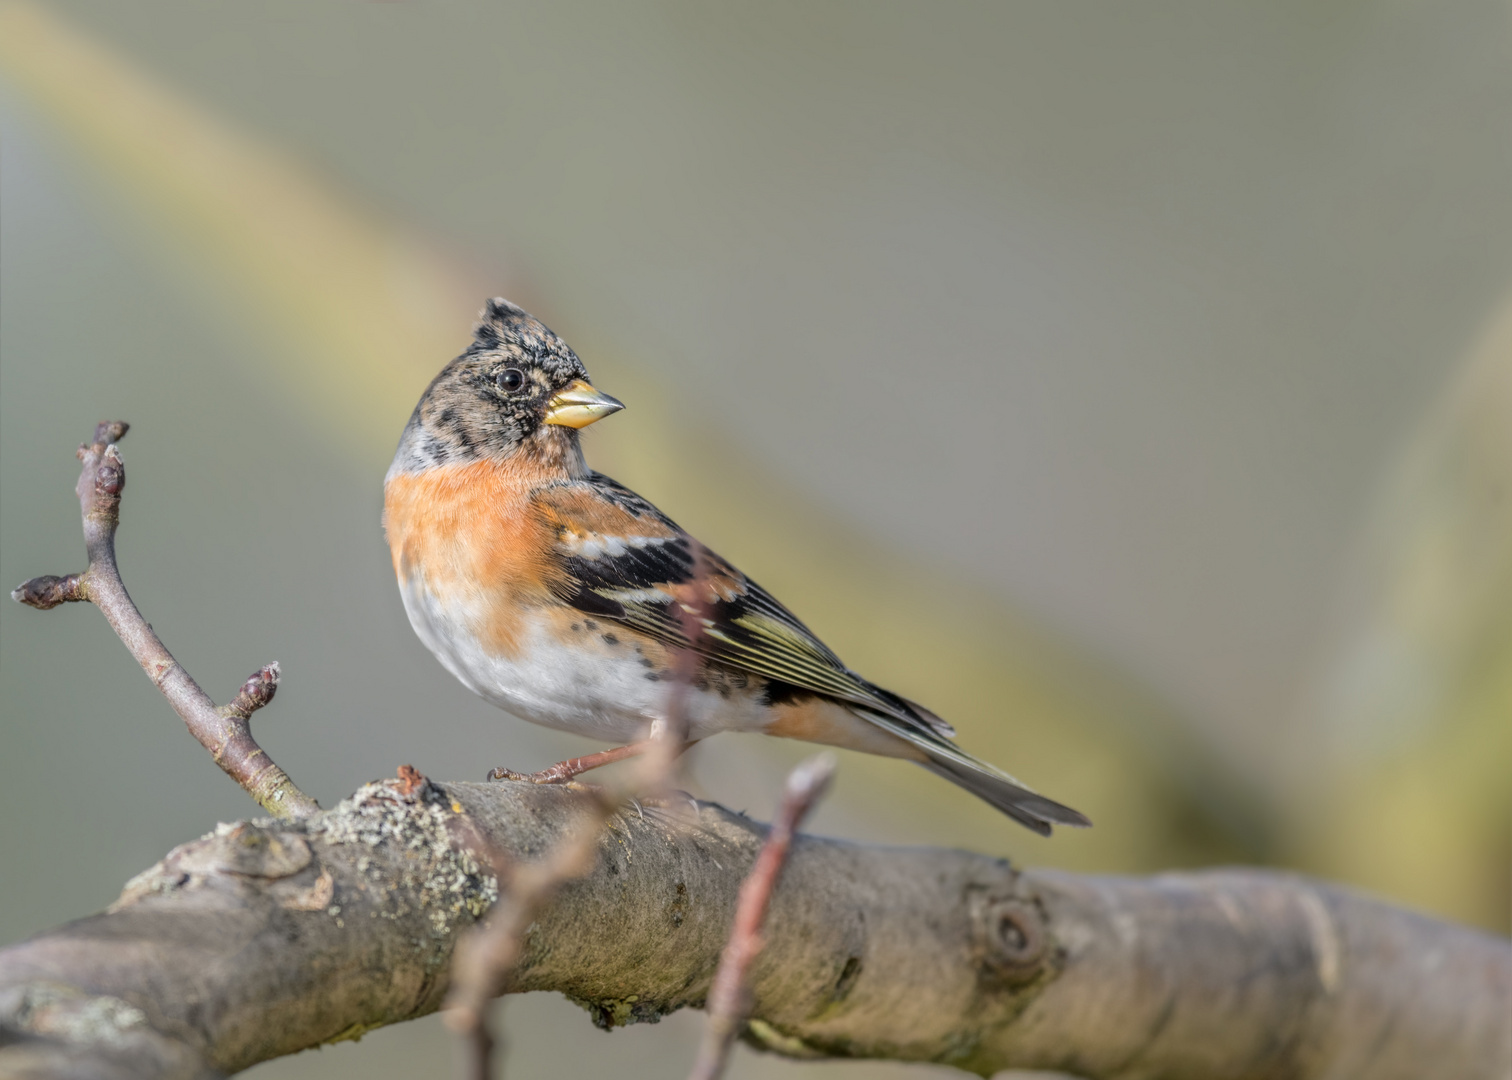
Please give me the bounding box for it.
[1,2,1508,1077]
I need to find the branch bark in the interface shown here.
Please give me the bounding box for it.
[1,773,1505,1080]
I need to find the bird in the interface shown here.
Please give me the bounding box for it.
[383,298,1090,835]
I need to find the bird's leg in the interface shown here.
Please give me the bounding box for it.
[487,739,692,785]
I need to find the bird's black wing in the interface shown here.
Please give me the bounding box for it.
[533,473,1092,835]
[532,472,956,740]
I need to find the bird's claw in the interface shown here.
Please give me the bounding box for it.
[485,766,607,799]
[487,765,572,784]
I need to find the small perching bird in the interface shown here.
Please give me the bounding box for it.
[383,299,1089,835]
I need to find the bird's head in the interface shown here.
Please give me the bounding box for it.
[391,298,623,476]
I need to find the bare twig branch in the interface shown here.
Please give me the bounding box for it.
[690,752,836,1080]
[9,423,319,820]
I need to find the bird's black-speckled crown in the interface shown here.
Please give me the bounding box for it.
[467,298,588,383]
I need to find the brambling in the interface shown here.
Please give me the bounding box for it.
[383,299,1089,835]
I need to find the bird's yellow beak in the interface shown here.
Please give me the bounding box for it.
[543,379,625,428]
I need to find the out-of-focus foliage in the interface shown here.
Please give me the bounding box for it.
[1293,304,1512,930]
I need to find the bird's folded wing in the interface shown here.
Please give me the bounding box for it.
[532,474,953,739]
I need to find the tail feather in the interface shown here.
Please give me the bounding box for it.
[845,700,1090,836]
[922,753,1091,836]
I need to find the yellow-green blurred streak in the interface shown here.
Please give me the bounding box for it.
[0,0,483,452]
[1293,302,1512,932]
[0,0,1259,872]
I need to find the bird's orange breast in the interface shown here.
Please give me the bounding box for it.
[383,459,563,656]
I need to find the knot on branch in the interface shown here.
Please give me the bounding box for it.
[972,892,1054,988]
[110,820,316,913]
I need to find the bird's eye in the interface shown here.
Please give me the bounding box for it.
[496,368,525,393]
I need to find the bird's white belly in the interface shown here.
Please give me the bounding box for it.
[398,576,765,743]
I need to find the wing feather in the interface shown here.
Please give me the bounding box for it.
[532,473,948,737]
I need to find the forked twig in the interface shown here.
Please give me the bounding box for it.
[689,752,836,1080]
[10,422,319,820]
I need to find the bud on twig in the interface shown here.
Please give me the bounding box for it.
[222,663,281,720]
[11,573,87,609]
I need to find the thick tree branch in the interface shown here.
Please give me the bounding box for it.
[10,423,318,820]
[1,774,1505,1080]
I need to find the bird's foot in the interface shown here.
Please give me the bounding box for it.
[486,763,582,785]
[485,741,652,785]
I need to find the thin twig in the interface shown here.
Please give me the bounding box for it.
[445,541,719,1078]
[9,422,319,820]
[688,752,837,1080]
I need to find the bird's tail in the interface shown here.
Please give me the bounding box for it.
[847,686,1090,836]
[920,749,1091,837]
